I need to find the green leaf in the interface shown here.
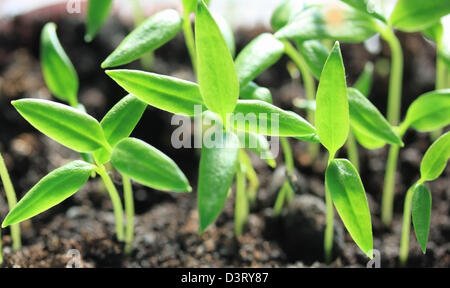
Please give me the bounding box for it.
[2,161,94,227]
[390,0,450,32]
[213,13,236,58]
[420,132,450,182]
[348,88,403,146]
[352,127,386,150]
[402,89,450,133]
[353,62,374,97]
[326,159,373,256]
[232,100,316,138]
[85,0,113,42]
[198,131,239,233]
[106,69,204,116]
[111,138,191,192]
[240,82,273,104]
[412,184,432,254]
[275,4,378,43]
[101,94,146,147]
[296,39,330,79]
[423,20,450,72]
[40,23,78,107]
[12,99,108,152]
[101,9,182,68]
[271,0,303,31]
[340,0,386,22]
[236,131,276,168]
[315,42,349,157]
[235,33,285,87]
[195,1,239,119]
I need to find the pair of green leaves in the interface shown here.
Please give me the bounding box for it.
[317,42,373,257]
[409,132,450,253]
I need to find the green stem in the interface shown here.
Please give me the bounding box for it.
[379,26,404,226]
[273,181,293,216]
[122,174,134,254]
[283,40,319,158]
[346,131,360,171]
[96,164,124,241]
[234,164,248,236]
[0,153,21,251]
[183,13,197,76]
[381,145,400,226]
[431,56,447,140]
[399,185,414,266]
[239,150,259,204]
[324,153,335,264]
[280,137,295,201]
[132,0,154,70]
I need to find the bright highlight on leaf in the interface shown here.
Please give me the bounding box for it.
[315,42,349,157]
[111,138,191,192]
[2,161,94,228]
[412,183,432,254]
[40,23,78,107]
[12,99,109,153]
[101,9,182,68]
[195,0,239,120]
[326,159,373,257]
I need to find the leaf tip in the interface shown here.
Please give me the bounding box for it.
[84,34,94,43]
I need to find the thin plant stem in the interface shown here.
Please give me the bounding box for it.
[379,27,404,226]
[132,0,154,70]
[183,13,197,76]
[283,40,319,158]
[346,131,360,171]
[239,150,259,204]
[431,56,447,140]
[399,186,414,266]
[324,153,335,264]
[234,162,248,236]
[273,181,293,216]
[96,164,124,241]
[0,153,21,251]
[122,174,134,254]
[280,137,295,201]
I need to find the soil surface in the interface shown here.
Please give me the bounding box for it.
[0,10,449,268]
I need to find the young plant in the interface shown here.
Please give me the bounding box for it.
[2,98,191,249]
[106,1,317,236]
[0,153,22,257]
[399,132,450,265]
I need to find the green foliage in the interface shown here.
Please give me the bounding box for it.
[237,131,276,168]
[195,1,239,120]
[111,138,191,192]
[40,23,78,107]
[339,0,386,22]
[326,159,373,257]
[101,9,182,68]
[296,39,330,79]
[106,70,204,116]
[233,100,316,138]
[390,0,450,32]
[353,62,374,97]
[2,161,94,227]
[85,0,113,42]
[419,132,450,182]
[402,90,450,133]
[213,13,236,58]
[412,184,432,253]
[275,3,378,43]
[235,33,285,87]
[315,42,349,157]
[240,82,273,104]
[12,99,109,153]
[198,131,239,233]
[348,88,403,147]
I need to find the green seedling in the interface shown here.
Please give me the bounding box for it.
[2,98,191,250]
[0,152,22,263]
[399,132,450,265]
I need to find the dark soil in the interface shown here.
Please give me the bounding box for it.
[0,8,448,268]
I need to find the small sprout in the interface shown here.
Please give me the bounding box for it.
[41,23,79,107]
